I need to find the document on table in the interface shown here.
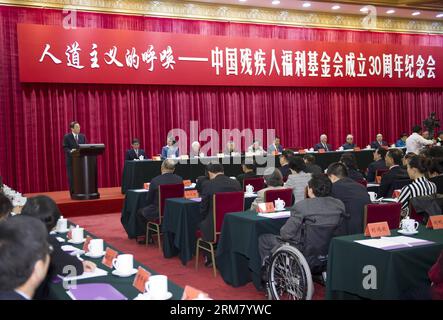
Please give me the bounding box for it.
[367,183,380,187]
[58,267,108,282]
[258,211,291,219]
[132,189,149,192]
[244,193,258,198]
[355,236,434,250]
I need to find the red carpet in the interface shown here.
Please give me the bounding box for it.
[70,212,325,300]
[25,188,124,218]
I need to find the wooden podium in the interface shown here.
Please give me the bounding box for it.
[71,144,105,200]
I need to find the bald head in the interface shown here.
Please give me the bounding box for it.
[320,134,327,143]
[161,159,176,173]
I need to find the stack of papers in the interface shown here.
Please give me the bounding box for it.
[132,189,149,193]
[185,183,196,189]
[189,197,202,202]
[355,236,434,250]
[258,211,291,219]
[58,267,108,281]
[61,245,85,256]
[244,193,258,198]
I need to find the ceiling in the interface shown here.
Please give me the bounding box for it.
[190,0,443,20]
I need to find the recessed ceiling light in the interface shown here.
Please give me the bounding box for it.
[332,5,340,10]
[412,11,421,16]
[386,9,395,14]
[436,13,443,18]
[360,7,369,13]
[302,2,311,8]
[272,0,280,5]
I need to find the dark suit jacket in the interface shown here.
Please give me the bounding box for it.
[367,159,388,182]
[278,164,291,180]
[236,171,258,188]
[305,163,323,175]
[430,175,443,194]
[342,143,356,150]
[140,173,183,220]
[379,166,410,198]
[62,133,87,166]
[347,168,365,182]
[313,143,332,152]
[331,177,371,235]
[0,291,28,300]
[370,140,388,149]
[125,149,147,161]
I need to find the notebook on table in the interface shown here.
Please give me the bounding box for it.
[66,283,127,300]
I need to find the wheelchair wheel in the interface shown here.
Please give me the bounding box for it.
[267,244,314,300]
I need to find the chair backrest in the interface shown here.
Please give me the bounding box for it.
[264,188,293,207]
[212,191,244,241]
[356,179,368,187]
[363,202,402,230]
[389,179,412,196]
[375,168,389,177]
[243,177,265,192]
[158,183,184,221]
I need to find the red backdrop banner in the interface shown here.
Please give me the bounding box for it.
[17,23,443,87]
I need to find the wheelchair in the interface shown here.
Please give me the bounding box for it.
[264,220,339,300]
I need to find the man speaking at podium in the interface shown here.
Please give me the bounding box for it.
[63,121,87,194]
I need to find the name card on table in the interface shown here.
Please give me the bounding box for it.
[353,147,361,152]
[393,189,401,198]
[272,151,279,156]
[183,180,192,187]
[318,149,326,154]
[132,267,151,293]
[102,248,118,268]
[82,236,93,253]
[152,156,161,161]
[298,149,306,154]
[257,202,275,213]
[364,222,391,237]
[427,215,443,230]
[185,190,199,199]
[181,285,209,300]
[144,183,150,190]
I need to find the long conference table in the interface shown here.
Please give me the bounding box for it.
[121,150,378,193]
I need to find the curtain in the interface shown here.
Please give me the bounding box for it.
[1,6,442,193]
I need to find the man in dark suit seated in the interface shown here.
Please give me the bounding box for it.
[341,134,356,150]
[278,150,294,180]
[379,148,410,198]
[137,159,183,243]
[313,134,332,152]
[367,147,388,182]
[370,133,388,149]
[327,162,371,235]
[303,154,322,175]
[62,121,87,194]
[0,216,51,300]
[236,163,258,187]
[125,138,146,161]
[199,163,242,266]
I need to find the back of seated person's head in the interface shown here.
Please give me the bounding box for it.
[207,163,224,175]
[21,195,61,233]
[327,162,348,179]
[263,168,283,187]
[308,174,332,198]
[429,146,443,159]
[403,152,416,165]
[387,149,404,166]
[289,157,307,173]
[0,215,50,295]
[280,150,294,163]
[303,154,316,164]
[376,147,388,159]
[407,155,429,175]
[0,193,13,221]
[339,153,358,170]
[161,159,176,173]
[242,163,256,173]
[427,158,443,176]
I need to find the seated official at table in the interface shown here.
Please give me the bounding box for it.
[398,155,437,215]
[126,138,146,161]
[190,141,204,158]
[406,125,434,155]
[367,147,388,182]
[313,134,331,152]
[258,174,345,264]
[341,134,356,150]
[199,163,242,266]
[161,136,179,159]
[267,137,283,154]
[339,153,366,183]
[250,168,285,211]
[236,163,258,188]
[247,140,265,155]
[437,131,443,145]
[224,141,238,156]
[285,157,312,204]
[378,149,410,198]
[303,154,322,175]
[370,133,388,149]
[21,195,96,299]
[0,216,51,300]
[395,133,408,148]
[327,162,371,235]
[0,192,13,221]
[278,150,294,180]
[137,159,183,243]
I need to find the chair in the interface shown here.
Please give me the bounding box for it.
[243,177,265,192]
[146,183,184,249]
[356,179,368,187]
[375,169,389,183]
[264,188,293,207]
[195,191,244,277]
[363,202,402,230]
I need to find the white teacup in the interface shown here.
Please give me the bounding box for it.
[145,275,168,299]
[88,239,104,255]
[71,227,84,242]
[274,198,286,211]
[245,184,254,194]
[112,254,133,275]
[368,192,378,202]
[400,218,419,232]
[139,155,144,160]
[56,217,68,232]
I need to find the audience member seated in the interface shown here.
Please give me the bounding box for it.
[303,154,322,175]
[341,134,356,150]
[313,134,331,152]
[278,150,294,180]
[327,162,371,235]
[0,193,12,221]
[199,163,242,266]
[250,168,285,211]
[395,133,408,148]
[247,140,265,155]
[267,137,283,154]
[367,147,388,182]
[137,159,183,243]
[21,195,96,299]
[403,152,416,167]
[125,138,146,161]
[236,163,258,187]
[0,216,51,300]
[161,136,179,159]
[428,157,443,194]
[398,155,437,215]
[340,153,366,182]
[378,148,410,198]
[196,169,209,195]
[285,157,312,204]
[258,174,345,263]
[224,141,238,156]
[370,133,388,149]
[406,125,434,155]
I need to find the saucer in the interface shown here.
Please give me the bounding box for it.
[85,251,106,258]
[56,228,70,234]
[68,238,85,244]
[397,229,418,235]
[134,292,173,300]
[112,268,138,277]
[274,208,285,212]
